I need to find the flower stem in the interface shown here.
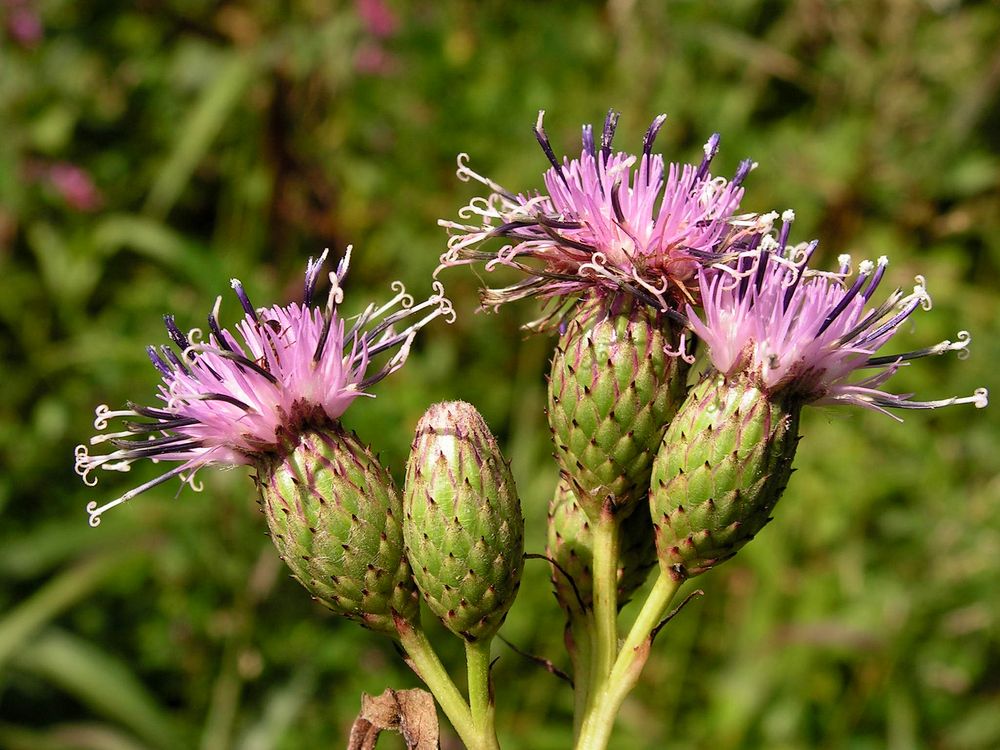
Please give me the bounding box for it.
[570,617,592,741]
[398,625,499,750]
[588,509,621,688]
[575,572,681,750]
[465,638,498,748]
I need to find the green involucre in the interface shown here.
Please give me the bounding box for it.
[548,299,689,519]
[403,401,524,642]
[650,374,801,577]
[257,426,418,636]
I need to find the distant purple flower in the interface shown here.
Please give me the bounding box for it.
[76,248,454,527]
[355,0,398,39]
[689,217,988,415]
[4,0,42,47]
[439,110,761,320]
[48,162,102,212]
[354,42,398,76]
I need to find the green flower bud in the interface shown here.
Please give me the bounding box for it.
[257,425,418,636]
[547,477,658,617]
[650,374,801,577]
[403,401,524,642]
[548,298,690,520]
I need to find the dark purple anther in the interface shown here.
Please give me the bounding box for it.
[161,346,191,377]
[861,258,888,302]
[304,252,327,307]
[856,295,922,347]
[313,314,334,362]
[731,158,754,188]
[610,179,627,225]
[738,233,763,298]
[642,114,668,158]
[776,217,793,253]
[782,240,819,310]
[147,346,172,378]
[163,315,191,355]
[600,109,620,164]
[230,280,259,321]
[817,267,872,335]
[208,313,235,353]
[753,247,769,292]
[534,112,568,186]
[582,123,596,158]
[694,133,721,182]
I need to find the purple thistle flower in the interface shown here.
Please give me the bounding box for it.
[688,219,988,415]
[75,248,454,527]
[438,110,761,322]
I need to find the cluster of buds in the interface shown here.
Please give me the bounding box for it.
[439,110,987,617]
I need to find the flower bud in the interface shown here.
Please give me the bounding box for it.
[650,374,800,577]
[548,477,658,617]
[403,401,524,642]
[548,298,690,520]
[257,425,418,636]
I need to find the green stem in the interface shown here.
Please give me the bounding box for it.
[399,626,498,750]
[569,617,593,741]
[575,572,682,750]
[465,638,498,747]
[588,511,621,691]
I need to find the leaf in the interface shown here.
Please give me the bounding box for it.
[347,688,440,750]
[91,213,225,292]
[11,629,181,750]
[0,551,138,671]
[235,665,317,750]
[0,721,152,750]
[143,54,255,219]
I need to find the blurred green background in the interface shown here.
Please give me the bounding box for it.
[1,1,997,748]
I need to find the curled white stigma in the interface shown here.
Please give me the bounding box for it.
[913,275,933,310]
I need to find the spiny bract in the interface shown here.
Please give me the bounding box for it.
[403,401,524,642]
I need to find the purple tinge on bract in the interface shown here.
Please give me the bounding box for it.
[75,248,454,527]
[438,110,763,318]
[688,217,988,415]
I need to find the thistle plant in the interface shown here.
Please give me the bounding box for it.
[77,112,988,750]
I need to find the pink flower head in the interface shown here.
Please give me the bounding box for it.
[48,162,102,212]
[76,248,454,527]
[689,218,988,416]
[439,110,760,324]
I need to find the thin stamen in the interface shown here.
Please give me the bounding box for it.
[534,111,568,186]
[642,114,668,158]
[582,123,596,157]
[601,108,620,164]
[147,346,172,378]
[304,248,330,307]
[861,256,889,302]
[694,133,721,182]
[163,315,191,354]
[817,262,873,335]
[230,279,259,322]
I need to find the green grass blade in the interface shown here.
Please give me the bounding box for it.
[12,628,182,750]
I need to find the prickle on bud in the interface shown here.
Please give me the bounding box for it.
[258,425,419,636]
[548,298,691,521]
[649,375,800,578]
[403,401,524,642]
